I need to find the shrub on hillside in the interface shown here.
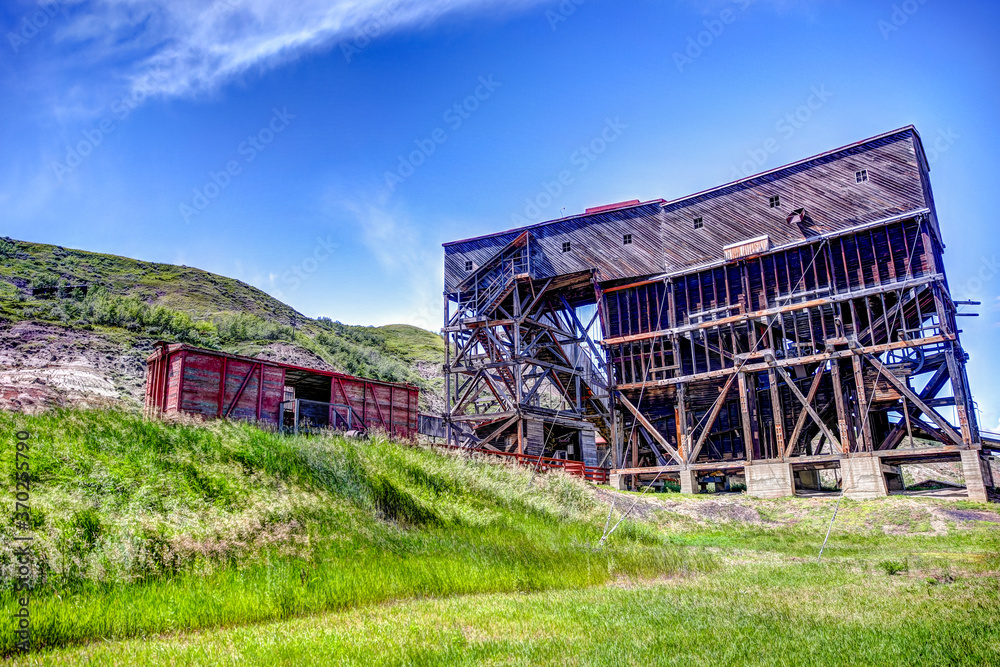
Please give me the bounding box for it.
[213,312,294,343]
[314,330,413,384]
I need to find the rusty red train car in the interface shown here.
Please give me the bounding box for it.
[144,342,420,439]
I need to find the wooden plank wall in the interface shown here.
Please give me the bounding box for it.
[176,352,284,424]
[330,376,419,438]
[603,217,937,388]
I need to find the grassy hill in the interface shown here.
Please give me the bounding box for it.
[0,407,702,656]
[0,237,308,325]
[0,237,445,410]
[2,407,999,664]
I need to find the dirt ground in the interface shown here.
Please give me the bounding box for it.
[0,320,150,412]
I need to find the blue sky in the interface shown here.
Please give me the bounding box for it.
[2,0,1000,427]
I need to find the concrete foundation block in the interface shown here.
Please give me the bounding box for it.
[679,469,698,495]
[961,450,994,503]
[608,473,627,491]
[745,462,795,498]
[840,456,887,499]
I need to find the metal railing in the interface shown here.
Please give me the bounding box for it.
[435,442,609,484]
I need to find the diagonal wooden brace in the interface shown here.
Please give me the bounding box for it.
[771,363,844,454]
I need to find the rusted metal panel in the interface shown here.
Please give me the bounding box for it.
[723,235,770,261]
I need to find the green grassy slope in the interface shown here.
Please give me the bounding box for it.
[0,237,445,404]
[0,408,702,656]
[0,237,306,325]
[18,564,1000,666]
[3,408,999,663]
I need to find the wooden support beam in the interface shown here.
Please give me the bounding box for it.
[767,367,785,458]
[943,345,975,444]
[475,415,520,449]
[772,364,844,456]
[737,372,758,461]
[861,353,965,447]
[784,363,826,457]
[878,364,950,450]
[830,359,852,452]
[687,377,737,464]
[851,354,874,451]
[618,392,684,465]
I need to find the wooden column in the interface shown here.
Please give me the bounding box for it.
[830,359,851,453]
[676,383,689,462]
[851,354,874,452]
[737,372,758,461]
[767,367,785,459]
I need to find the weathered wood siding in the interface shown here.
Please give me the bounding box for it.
[145,343,419,437]
[444,127,932,293]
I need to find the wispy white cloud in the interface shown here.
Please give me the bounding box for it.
[48,0,543,102]
[337,193,443,330]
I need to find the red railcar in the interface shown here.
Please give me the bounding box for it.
[144,342,420,438]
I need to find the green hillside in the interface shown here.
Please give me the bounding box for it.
[0,237,307,325]
[0,237,445,406]
[0,408,701,656]
[3,408,999,664]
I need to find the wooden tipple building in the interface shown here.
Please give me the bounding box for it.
[442,127,994,501]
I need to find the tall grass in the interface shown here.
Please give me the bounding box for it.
[15,560,1000,666]
[0,409,708,655]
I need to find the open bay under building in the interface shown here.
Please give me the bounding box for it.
[441,126,996,502]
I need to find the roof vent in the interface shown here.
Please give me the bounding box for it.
[786,208,807,225]
[724,235,771,261]
[585,199,640,215]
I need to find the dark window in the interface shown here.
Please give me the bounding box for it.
[769,195,780,208]
[623,233,632,245]
[464,260,473,271]
[855,169,869,184]
[693,217,704,229]
[562,241,571,253]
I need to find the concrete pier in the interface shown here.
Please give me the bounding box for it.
[745,462,795,498]
[961,449,994,503]
[679,468,698,495]
[840,456,887,499]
